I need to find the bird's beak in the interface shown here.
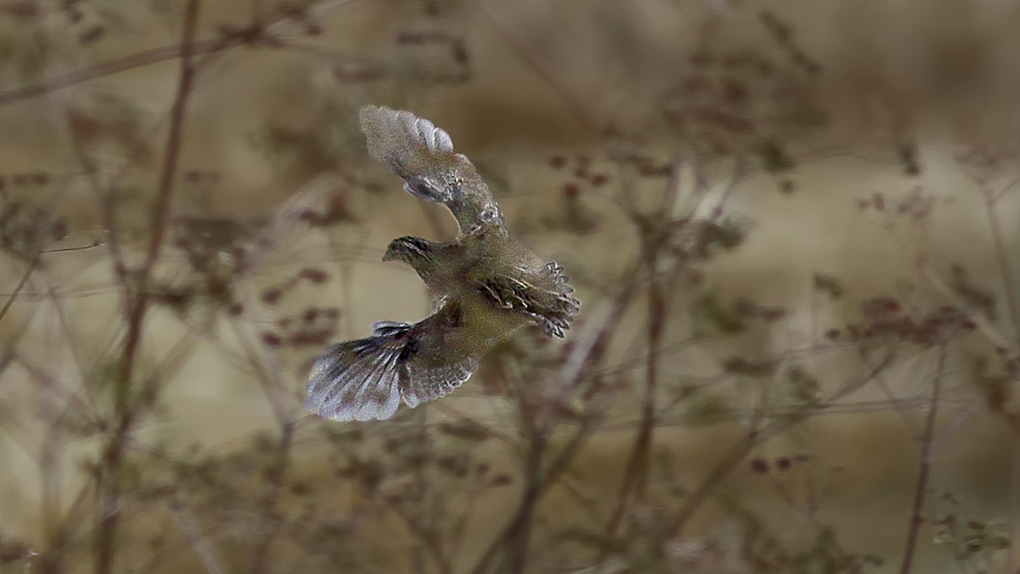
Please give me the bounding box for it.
[382,248,397,262]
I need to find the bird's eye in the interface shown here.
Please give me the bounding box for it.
[401,237,430,256]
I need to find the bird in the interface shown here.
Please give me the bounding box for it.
[303,106,581,422]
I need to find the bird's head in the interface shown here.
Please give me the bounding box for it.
[383,236,436,265]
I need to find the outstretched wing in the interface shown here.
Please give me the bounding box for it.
[305,301,480,421]
[360,105,505,235]
[475,261,581,338]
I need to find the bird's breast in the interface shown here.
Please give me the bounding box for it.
[455,292,527,351]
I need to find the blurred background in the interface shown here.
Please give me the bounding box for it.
[0,0,1018,572]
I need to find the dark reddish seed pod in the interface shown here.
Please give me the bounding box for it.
[299,267,329,284]
[50,219,69,241]
[261,288,282,305]
[750,458,769,474]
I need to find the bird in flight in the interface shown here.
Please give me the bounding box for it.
[304,106,581,422]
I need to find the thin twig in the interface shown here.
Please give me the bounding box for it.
[603,227,668,542]
[1008,436,1020,574]
[663,347,899,538]
[468,419,597,574]
[250,421,295,574]
[467,281,639,574]
[983,190,1020,349]
[899,343,947,574]
[94,3,200,573]
[506,431,547,574]
[0,39,221,107]
[167,500,225,574]
[0,255,40,324]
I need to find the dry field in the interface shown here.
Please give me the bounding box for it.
[0,0,1018,572]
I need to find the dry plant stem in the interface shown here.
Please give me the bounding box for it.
[983,191,1020,348]
[960,183,1020,571]
[899,343,947,574]
[230,320,290,424]
[922,266,1017,360]
[11,354,92,418]
[250,421,295,574]
[119,0,198,377]
[857,348,916,430]
[0,10,282,107]
[597,166,683,562]
[66,130,130,289]
[0,39,221,106]
[94,3,199,574]
[468,305,632,574]
[506,431,547,574]
[469,278,642,574]
[0,0,368,108]
[39,417,66,574]
[43,274,90,391]
[167,499,225,574]
[479,295,636,574]
[664,349,898,539]
[485,422,598,574]
[387,499,453,574]
[1009,443,1020,574]
[0,254,40,324]
[389,409,454,574]
[603,232,668,543]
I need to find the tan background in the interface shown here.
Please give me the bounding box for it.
[0,0,1018,572]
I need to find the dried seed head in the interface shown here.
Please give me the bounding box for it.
[261,332,283,347]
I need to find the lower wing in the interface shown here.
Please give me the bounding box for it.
[304,302,480,422]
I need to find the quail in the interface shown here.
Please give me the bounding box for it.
[304,106,580,421]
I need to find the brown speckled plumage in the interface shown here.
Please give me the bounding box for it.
[304,106,580,422]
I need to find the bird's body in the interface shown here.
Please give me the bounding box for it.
[304,106,579,422]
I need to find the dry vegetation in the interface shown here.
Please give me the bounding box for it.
[0,0,1018,573]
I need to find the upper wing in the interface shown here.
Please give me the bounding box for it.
[304,302,480,421]
[475,261,581,338]
[360,105,505,235]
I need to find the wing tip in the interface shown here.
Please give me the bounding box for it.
[304,335,404,422]
[359,105,456,155]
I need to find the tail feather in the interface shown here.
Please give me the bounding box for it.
[539,261,581,338]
